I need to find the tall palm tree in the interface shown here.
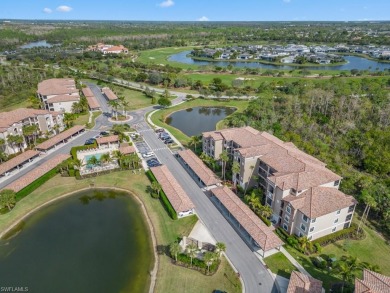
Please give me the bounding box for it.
[219,150,229,182]
[112,150,123,166]
[231,161,241,188]
[108,100,120,120]
[298,236,313,254]
[190,135,201,152]
[87,155,99,166]
[7,134,25,153]
[22,124,39,146]
[203,251,216,274]
[151,181,162,198]
[100,153,111,166]
[245,192,261,212]
[186,243,198,267]
[215,242,226,259]
[121,100,129,117]
[169,242,181,262]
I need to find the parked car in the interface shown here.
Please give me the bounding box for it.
[93,134,101,139]
[164,139,174,144]
[146,158,160,167]
[84,138,96,145]
[142,152,154,158]
[130,133,139,139]
[179,210,193,217]
[100,131,109,136]
[155,128,165,133]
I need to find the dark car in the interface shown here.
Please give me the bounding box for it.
[84,138,96,145]
[147,158,160,167]
[164,139,174,144]
[155,128,165,133]
[100,131,109,136]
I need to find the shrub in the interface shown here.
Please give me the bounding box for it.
[313,224,361,247]
[260,215,272,227]
[276,227,290,241]
[314,242,322,253]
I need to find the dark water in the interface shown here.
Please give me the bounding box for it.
[169,50,390,71]
[0,189,153,293]
[166,106,235,136]
[20,40,53,49]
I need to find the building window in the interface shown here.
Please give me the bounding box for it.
[346,214,352,222]
[310,227,315,233]
[334,180,340,186]
[286,206,291,214]
[266,197,272,206]
[332,227,337,233]
[298,232,304,237]
[336,210,341,215]
[348,205,354,213]
[311,218,316,223]
[334,218,339,224]
[284,215,290,223]
[283,223,288,231]
[344,222,350,229]
[300,224,306,232]
[302,215,309,223]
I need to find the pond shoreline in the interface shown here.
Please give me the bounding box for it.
[0,186,158,293]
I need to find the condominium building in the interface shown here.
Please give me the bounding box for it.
[87,43,129,55]
[37,78,80,113]
[0,108,64,155]
[202,126,357,240]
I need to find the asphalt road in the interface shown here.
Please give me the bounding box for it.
[1,81,278,293]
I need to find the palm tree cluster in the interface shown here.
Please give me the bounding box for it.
[108,96,129,120]
[199,152,218,171]
[244,191,273,219]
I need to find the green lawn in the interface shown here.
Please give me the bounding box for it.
[0,171,241,293]
[149,98,249,145]
[73,112,90,126]
[109,85,154,110]
[87,111,102,129]
[264,252,296,279]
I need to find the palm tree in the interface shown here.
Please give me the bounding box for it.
[72,158,83,170]
[112,150,123,166]
[219,150,229,182]
[186,243,198,267]
[245,192,261,212]
[100,153,111,166]
[22,124,39,146]
[298,236,313,254]
[190,135,201,152]
[259,205,273,219]
[121,100,129,117]
[334,256,364,293]
[151,181,162,198]
[87,155,99,166]
[0,189,16,211]
[169,242,182,262]
[215,242,226,259]
[108,100,120,120]
[203,251,216,274]
[7,134,25,153]
[231,161,241,188]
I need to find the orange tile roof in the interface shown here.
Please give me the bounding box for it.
[355,270,390,293]
[96,135,119,144]
[177,149,221,186]
[37,78,78,96]
[283,187,357,218]
[0,150,39,175]
[81,87,94,97]
[3,154,70,192]
[35,125,85,150]
[119,143,135,155]
[101,87,118,100]
[287,271,323,293]
[211,186,284,251]
[86,96,100,109]
[47,94,80,103]
[0,108,57,131]
[151,165,195,213]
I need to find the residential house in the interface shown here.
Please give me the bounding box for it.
[202,126,357,240]
[87,43,128,54]
[0,108,64,155]
[287,271,323,293]
[37,78,80,113]
[355,269,390,293]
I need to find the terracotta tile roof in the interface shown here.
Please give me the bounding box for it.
[86,96,100,109]
[0,108,54,130]
[287,271,323,293]
[177,149,221,186]
[35,125,85,150]
[47,94,80,103]
[211,186,284,251]
[0,150,39,175]
[355,270,390,293]
[37,78,78,96]
[3,154,70,192]
[202,130,224,141]
[81,87,94,97]
[283,187,357,218]
[104,45,128,52]
[119,143,135,155]
[151,165,195,213]
[96,135,119,145]
[101,87,118,100]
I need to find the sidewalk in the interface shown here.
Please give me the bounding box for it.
[280,246,311,276]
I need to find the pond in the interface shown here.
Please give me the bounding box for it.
[169,50,390,71]
[0,189,153,293]
[20,40,53,49]
[166,106,235,136]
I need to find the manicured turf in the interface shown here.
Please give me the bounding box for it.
[0,171,241,293]
[264,252,296,279]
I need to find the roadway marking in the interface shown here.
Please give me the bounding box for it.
[151,147,168,152]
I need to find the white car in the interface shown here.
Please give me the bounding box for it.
[142,152,154,158]
[179,210,193,217]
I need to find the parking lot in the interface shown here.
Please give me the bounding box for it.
[132,135,161,168]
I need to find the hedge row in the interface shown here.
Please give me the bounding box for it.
[70,142,97,160]
[260,215,272,227]
[145,170,178,220]
[15,167,59,201]
[313,223,362,247]
[175,253,220,275]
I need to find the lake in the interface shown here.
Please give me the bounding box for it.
[169,50,390,71]
[0,189,153,293]
[166,106,235,136]
[20,40,53,49]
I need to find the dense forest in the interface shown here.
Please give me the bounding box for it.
[225,78,390,235]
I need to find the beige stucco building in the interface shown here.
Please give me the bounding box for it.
[37,78,80,113]
[0,108,64,155]
[202,126,357,240]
